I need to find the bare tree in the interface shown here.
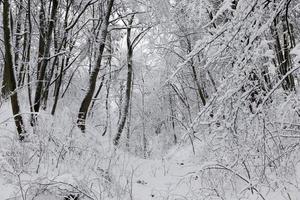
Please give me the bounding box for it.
[32,0,59,123]
[77,0,115,132]
[272,0,295,92]
[1,0,26,140]
[114,14,151,146]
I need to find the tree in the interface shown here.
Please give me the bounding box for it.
[77,0,115,132]
[113,15,135,146]
[32,0,59,122]
[1,0,26,140]
[113,12,151,146]
[272,0,295,91]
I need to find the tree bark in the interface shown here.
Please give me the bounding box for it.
[272,12,295,92]
[36,0,46,80]
[32,0,59,122]
[18,1,29,87]
[114,15,134,146]
[14,0,23,74]
[2,0,26,140]
[77,0,114,132]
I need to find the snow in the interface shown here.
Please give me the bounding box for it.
[0,179,15,199]
[1,105,299,200]
[291,43,300,62]
[1,115,300,200]
[2,95,298,200]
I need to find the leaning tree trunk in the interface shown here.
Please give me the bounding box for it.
[2,0,26,140]
[77,0,114,132]
[187,40,206,106]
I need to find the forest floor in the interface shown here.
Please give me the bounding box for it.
[1,101,300,200]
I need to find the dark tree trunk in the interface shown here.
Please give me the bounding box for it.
[114,16,134,146]
[2,0,26,140]
[32,0,59,122]
[77,0,114,132]
[272,8,295,92]
[186,40,206,106]
[14,0,23,74]
[102,33,113,136]
[36,0,46,80]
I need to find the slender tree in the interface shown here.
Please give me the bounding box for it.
[32,0,59,122]
[113,14,151,145]
[77,0,115,132]
[1,0,26,140]
[14,0,23,74]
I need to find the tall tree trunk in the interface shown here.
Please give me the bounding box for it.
[141,71,147,157]
[14,0,23,74]
[36,0,46,80]
[113,16,134,146]
[272,8,295,92]
[32,0,59,122]
[18,16,28,87]
[187,40,206,106]
[51,55,65,115]
[125,79,133,149]
[102,33,113,136]
[77,0,114,132]
[48,34,67,113]
[42,27,60,111]
[52,27,63,98]
[282,5,295,91]
[26,0,33,113]
[169,91,177,144]
[48,1,72,111]
[191,62,206,106]
[102,79,111,136]
[2,0,26,140]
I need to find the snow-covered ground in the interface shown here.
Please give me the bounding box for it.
[1,99,300,200]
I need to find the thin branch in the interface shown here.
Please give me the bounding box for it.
[65,0,98,31]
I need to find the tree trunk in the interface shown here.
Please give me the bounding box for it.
[18,7,29,87]
[102,33,113,136]
[272,12,295,92]
[32,0,59,122]
[49,1,72,112]
[36,0,46,80]
[2,0,26,140]
[14,0,23,74]
[51,55,65,115]
[113,16,134,146]
[141,71,147,157]
[187,40,206,106]
[169,91,177,144]
[42,27,60,111]
[77,0,114,132]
